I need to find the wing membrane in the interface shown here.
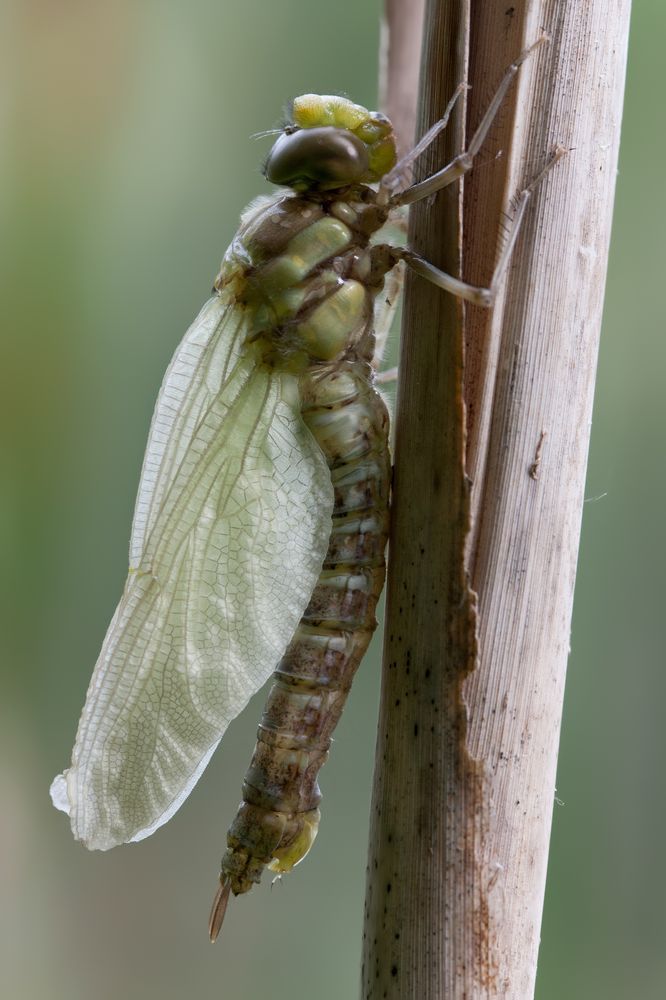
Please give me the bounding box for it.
[51,295,333,850]
[129,294,246,563]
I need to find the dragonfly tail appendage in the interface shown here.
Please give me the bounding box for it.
[208,877,232,943]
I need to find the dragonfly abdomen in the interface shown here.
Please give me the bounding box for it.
[220,365,390,893]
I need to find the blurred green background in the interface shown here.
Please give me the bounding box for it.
[1,1,663,998]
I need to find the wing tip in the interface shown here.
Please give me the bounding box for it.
[49,772,72,816]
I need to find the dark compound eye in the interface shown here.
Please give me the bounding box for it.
[264,126,370,190]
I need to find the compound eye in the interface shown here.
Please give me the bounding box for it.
[264,126,369,190]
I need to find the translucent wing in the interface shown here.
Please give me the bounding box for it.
[51,293,334,850]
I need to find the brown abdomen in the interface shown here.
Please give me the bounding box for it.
[221,365,390,892]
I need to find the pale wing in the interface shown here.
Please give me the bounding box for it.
[51,301,333,850]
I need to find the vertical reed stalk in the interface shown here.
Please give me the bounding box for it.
[363,1,631,996]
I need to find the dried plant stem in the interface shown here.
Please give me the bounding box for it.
[363,1,631,998]
[379,0,426,156]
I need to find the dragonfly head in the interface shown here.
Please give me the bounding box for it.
[264,94,397,192]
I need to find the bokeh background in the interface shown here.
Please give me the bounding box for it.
[1,2,663,998]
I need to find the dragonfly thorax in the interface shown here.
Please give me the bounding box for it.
[217,186,394,371]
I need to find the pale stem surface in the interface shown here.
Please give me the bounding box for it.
[463,2,631,995]
[364,0,631,998]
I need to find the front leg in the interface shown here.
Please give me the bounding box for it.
[380,35,549,209]
[378,146,566,309]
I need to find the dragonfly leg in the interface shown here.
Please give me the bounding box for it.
[371,260,405,370]
[396,146,567,307]
[377,83,467,202]
[390,34,548,208]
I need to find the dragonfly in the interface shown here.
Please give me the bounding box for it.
[50,38,558,940]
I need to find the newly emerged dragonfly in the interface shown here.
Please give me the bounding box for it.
[51,39,558,939]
